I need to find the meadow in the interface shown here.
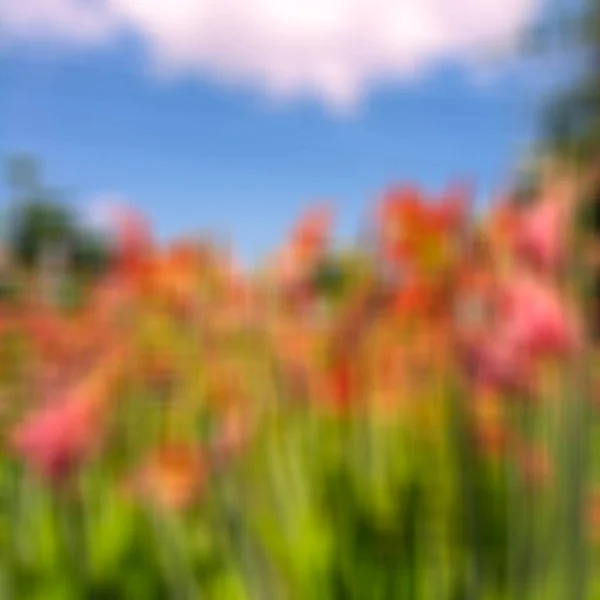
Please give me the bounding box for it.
[0,171,599,599]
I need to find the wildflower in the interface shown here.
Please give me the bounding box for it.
[392,278,438,320]
[377,185,428,266]
[462,333,532,395]
[149,239,205,315]
[377,184,469,276]
[127,444,206,511]
[315,357,355,413]
[11,386,106,483]
[470,385,509,459]
[513,196,570,273]
[10,345,126,483]
[459,269,579,393]
[497,270,580,358]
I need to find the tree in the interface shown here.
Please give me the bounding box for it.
[9,199,76,268]
[4,155,111,277]
[527,0,600,165]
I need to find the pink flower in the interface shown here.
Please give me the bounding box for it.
[8,345,127,484]
[460,271,580,393]
[513,198,569,272]
[462,332,532,394]
[498,272,580,357]
[10,393,104,483]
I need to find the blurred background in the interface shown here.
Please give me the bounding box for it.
[3,1,600,599]
[0,0,584,263]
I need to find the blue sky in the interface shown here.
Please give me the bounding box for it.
[0,0,569,264]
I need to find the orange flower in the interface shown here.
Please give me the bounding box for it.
[470,386,509,459]
[128,444,206,510]
[392,279,438,319]
[377,185,426,264]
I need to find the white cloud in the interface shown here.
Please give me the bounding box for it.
[0,0,115,45]
[0,0,542,110]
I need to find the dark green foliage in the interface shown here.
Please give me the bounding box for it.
[71,230,113,277]
[533,0,600,165]
[9,200,77,268]
[311,259,348,300]
[3,156,112,279]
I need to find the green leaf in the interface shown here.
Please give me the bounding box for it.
[88,498,136,580]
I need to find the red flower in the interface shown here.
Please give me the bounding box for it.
[317,358,355,413]
[392,279,438,319]
[376,183,469,274]
[377,186,426,264]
